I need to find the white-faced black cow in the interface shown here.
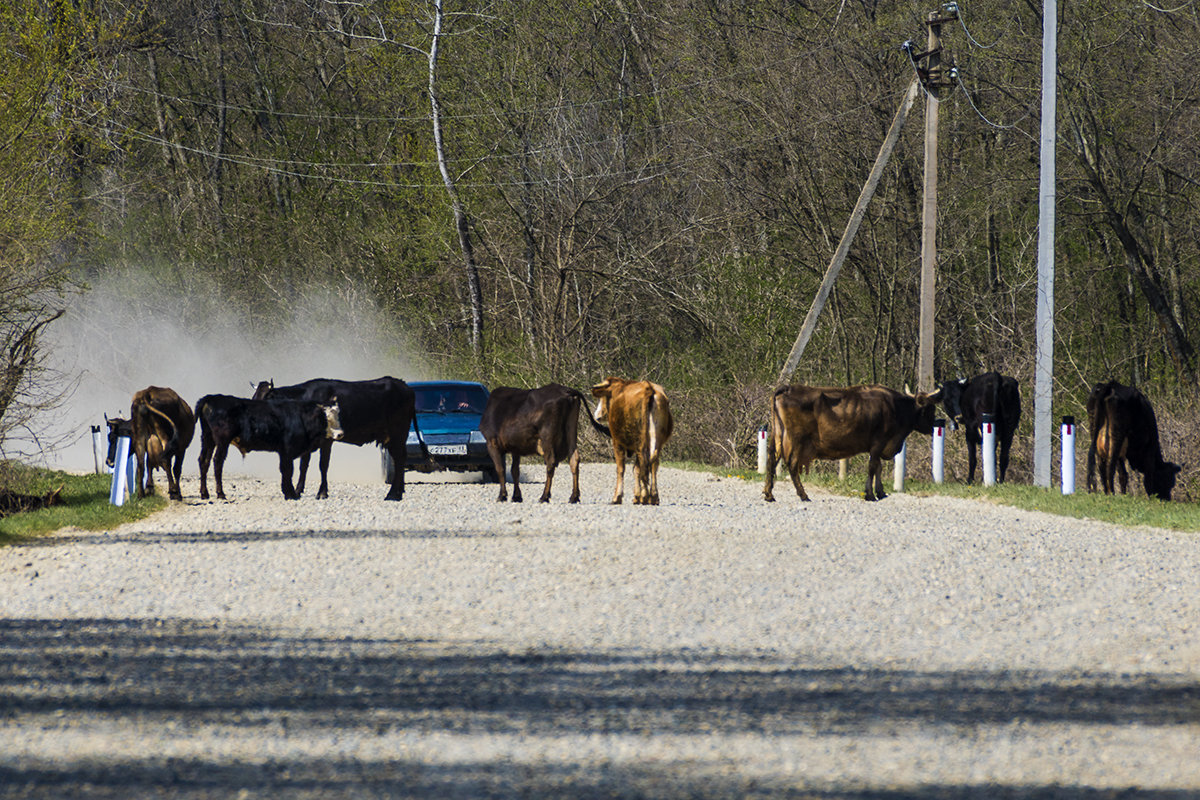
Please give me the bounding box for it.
[104,416,132,469]
[130,386,196,501]
[253,377,432,501]
[196,394,344,501]
[1086,380,1179,501]
[939,372,1021,483]
[764,384,942,502]
[479,384,610,503]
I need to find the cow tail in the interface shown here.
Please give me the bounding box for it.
[643,385,657,468]
[142,402,181,457]
[570,388,611,439]
[763,389,782,499]
[410,408,437,469]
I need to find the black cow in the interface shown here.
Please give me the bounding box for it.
[940,372,1022,483]
[196,394,344,500]
[253,377,432,501]
[480,384,610,503]
[1086,380,1179,501]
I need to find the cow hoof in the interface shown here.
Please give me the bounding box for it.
[539,496,550,504]
[384,493,403,502]
[763,494,775,502]
[569,495,580,504]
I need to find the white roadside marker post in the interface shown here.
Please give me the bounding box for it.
[109,436,132,506]
[1061,415,1075,495]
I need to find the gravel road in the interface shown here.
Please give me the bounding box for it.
[2,463,1198,798]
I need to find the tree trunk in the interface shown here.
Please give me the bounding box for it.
[429,0,483,356]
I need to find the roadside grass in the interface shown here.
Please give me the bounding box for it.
[0,461,165,544]
[668,460,1200,533]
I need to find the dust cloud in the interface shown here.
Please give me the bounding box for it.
[41,266,431,484]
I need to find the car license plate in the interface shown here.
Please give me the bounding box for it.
[429,444,467,455]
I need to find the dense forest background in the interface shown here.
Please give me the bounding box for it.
[2,0,1199,494]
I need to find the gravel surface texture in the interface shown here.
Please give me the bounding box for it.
[1,463,1198,798]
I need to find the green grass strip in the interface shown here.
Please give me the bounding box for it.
[1,462,165,544]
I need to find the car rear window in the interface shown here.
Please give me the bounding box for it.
[415,386,488,413]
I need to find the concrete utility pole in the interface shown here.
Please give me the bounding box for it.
[1033,0,1058,487]
[916,4,958,393]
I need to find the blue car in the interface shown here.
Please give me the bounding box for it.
[384,380,495,481]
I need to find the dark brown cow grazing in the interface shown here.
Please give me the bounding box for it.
[591,376,674,505]
[479,384,610,503]
[1086,380,1179,501]
[764,384,942,502]
[130,386,196,501]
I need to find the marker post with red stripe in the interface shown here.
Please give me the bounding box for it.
[931,418,945,484]
[982,412,997,487]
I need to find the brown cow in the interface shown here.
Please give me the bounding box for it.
[1086,380,1179,500]
[591,376,674,505]
[479,384,610,503]
[130,386,196,501]
[763,384,942,502]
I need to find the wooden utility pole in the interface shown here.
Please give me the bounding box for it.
[777,79,921,384]
[916,5,957,392]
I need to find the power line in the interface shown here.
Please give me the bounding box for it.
[953,72,1036,142]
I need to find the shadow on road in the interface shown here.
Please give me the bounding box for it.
[0,618,1196,799]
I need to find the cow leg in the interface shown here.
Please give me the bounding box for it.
[633,451,648,505]
[278,454,300,500]
[1086,443,1096,493]
[134,442,148,499]
[294,452,310,497]
[611,448,626,504]
[567,448,581,504]
[998,431,1013,483]
[487,443,509,502]
[787,449,811,502]
[539,455,555,503]
[383,442,406,502]
[213,442,230,500]
[763,437,778,502]
[865,453,885,501]
[317,441,334,500]
[510,455,523,503]
[1116,459,1130,494]
[648,453,661,506]
[168,454,184,501]
[198,433,214,500]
